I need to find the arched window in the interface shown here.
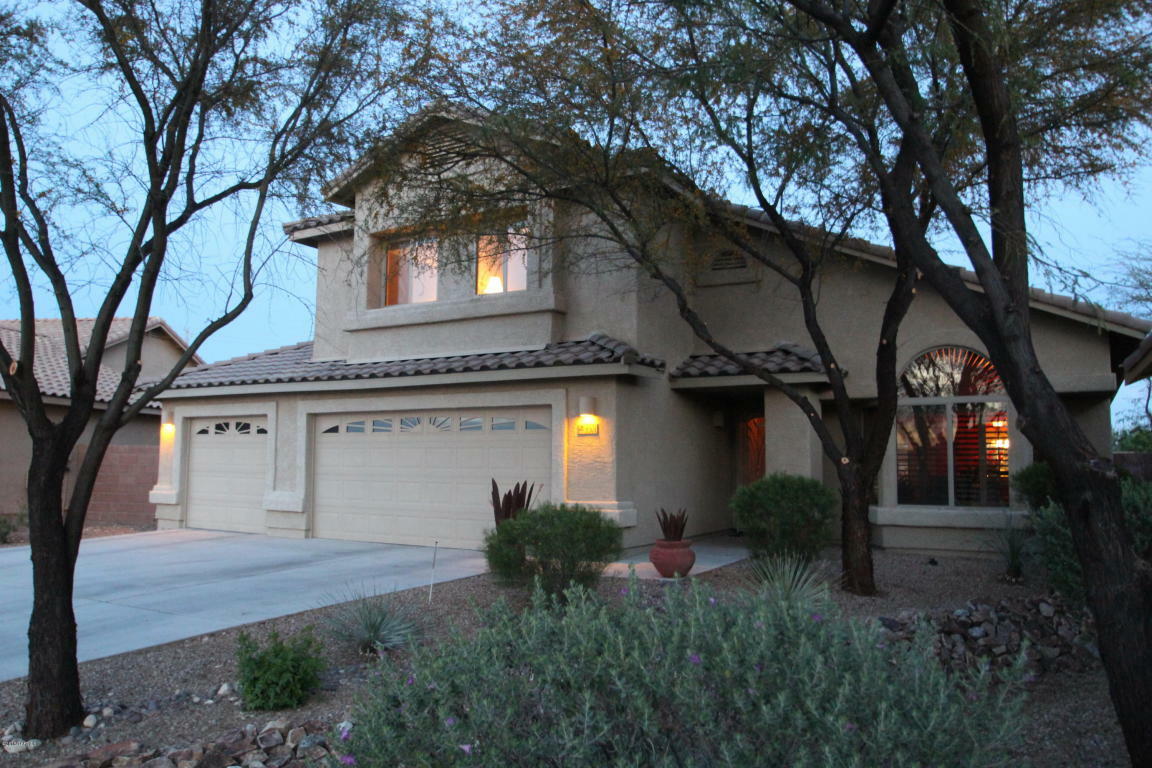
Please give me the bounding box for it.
[896,347,1010,507]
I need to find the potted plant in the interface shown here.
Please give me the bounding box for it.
[649,508,695,578]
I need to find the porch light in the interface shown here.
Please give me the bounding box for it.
[576,396,599,436]
[482,275,505,294]
[160,422,175,439]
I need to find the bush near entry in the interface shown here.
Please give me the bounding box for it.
[730,472,838,560]
[483,502,621,596]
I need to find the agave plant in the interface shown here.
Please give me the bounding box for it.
[654,507,688,541]
[749,552,830,606]
[322,583,421,656]
[491,479,535,526]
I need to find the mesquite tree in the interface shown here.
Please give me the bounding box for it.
[0,0,422,738]
[409,0,1152,757]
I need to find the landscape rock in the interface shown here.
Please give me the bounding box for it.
[256,729,284,749]
[83,714,99,729]
[86,740,143,767]
[217,683,234,697]
[877,594,1097,678]
[285,727,306,750]
[143,759,178,768]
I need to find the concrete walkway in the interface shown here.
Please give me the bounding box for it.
[603,534,749,579]
[0,529,486,682]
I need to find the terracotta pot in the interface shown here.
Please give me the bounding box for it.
[649,538,696,578]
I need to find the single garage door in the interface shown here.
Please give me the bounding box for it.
[186,417,268,533]
[312,407,552,548]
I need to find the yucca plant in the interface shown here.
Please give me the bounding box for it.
[654,507,688,540]
[491,479,535,526]
[323,584,421,656]
[749,552,830,605]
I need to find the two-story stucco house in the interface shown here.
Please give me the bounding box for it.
[149,122,1150,553]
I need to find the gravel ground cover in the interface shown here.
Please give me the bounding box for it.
[1,525,149,548]
[0,548,1128,767]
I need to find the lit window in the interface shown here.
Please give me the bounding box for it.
[380,239,438,306]
[476,230,529,295]
[895,347,1010,507]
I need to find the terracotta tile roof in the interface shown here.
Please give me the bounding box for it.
[282,212,354,235]
[671,343,824,377]
[166,333,664,391]
[0,322,122,401]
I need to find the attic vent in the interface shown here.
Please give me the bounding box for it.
[711,250,748,271]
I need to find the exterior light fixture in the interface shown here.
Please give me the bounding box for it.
[160,422,176,439]
[576,396,599,436]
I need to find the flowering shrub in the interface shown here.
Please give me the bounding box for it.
[342,580,1023,766]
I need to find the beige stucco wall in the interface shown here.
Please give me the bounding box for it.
[102,330,194,381]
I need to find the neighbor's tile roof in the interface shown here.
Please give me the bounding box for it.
[282,212,354,235]
[671,343,824,377]
[0,322,122,401]
[166,333,664,391]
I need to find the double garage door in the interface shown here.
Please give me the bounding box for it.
[312,407,552,549]
[183,408,552,549]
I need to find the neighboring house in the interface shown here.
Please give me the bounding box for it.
[149,120,1150,553]
[0,317,200,527]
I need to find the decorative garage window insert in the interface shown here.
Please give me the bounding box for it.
[195,420,266,436]
[491,417,516,431]
[346,420,366,433]
[400,417,422,432]
[372,418,392,432]
[525,420,550,430]
[896,347,1010,507]
[429,416,452,432]
[460,417,483,431]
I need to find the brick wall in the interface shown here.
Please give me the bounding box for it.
[86,444,158,528]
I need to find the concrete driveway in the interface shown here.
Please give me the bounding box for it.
[0,529,487,682]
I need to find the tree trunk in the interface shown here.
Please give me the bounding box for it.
[839,474,876,595]
[23,440,84,739]
[1033,429,1152,764]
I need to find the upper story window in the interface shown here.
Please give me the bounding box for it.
[369,238,438,308]
[895,347,1010,507]
[476,229,529,295]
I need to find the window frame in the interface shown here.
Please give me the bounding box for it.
[475,227,530,296]
[368,237,439,308]
[893,347,1015,509]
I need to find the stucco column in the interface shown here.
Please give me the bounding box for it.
[763,388,823,480]
[150,407,181,528]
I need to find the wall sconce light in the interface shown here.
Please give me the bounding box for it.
[576,396,599,436]
[160,422,176,439]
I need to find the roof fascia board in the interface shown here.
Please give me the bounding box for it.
[158,362,657,399]
[670,372,828,389]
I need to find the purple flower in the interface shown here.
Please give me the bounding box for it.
[444,716,457,727]
[340,727,352,741]
[459,744,473,755]
[406,675,415,686]
[619,587,629,596]
[754,663,762,672]
[844,722,858,732]
[708,597,717,605]
[340,756,357,765]
[689,653,702,665]
[811,613,824,622]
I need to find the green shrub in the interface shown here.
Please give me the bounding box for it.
[483,503,622,596]
[1032,477,1152,602]
[730,472,837,560]
[0,516,17,544]
[341,580,1022,767]
[236,630,323,710]
[1012,462,1057,510]
[322,585,421,656]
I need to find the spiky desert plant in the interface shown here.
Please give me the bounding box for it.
[749,552,830,605]
[323,584,421,656]
[491,479,535,526]
[654,508,688,541]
